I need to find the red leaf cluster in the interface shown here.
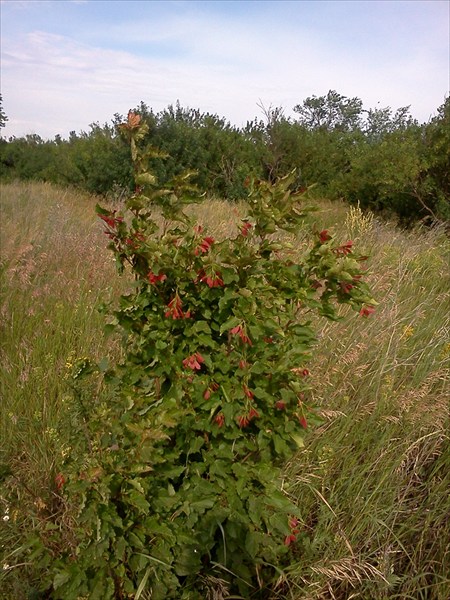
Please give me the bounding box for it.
[148,271,167,285]
[319,229,331,243]
[55,473,65,490]
[333,240,353,256]
[165,295,191,319]
[240,222,252,237]
[194,236,215,255]
[198,270,224,288]
[182,352,205,371]
[359,306,376,317]
[230,324,252,345]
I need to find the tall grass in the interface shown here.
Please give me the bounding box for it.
[1,182,449,599]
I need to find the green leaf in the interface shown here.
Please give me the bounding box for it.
[189,497,216,512]
[136,172,156,186]
[188,436,205,454]
[53,571,70,589]
[126,490,150,513]
[115,536,127,561]
[219,316,242,335]
[129,478,146,494]
[135,566,152,600]
[98,357,109,372]
[190,320,211,335]
[290,432,305,448]
[174,546,202,577]
[245,531,263,559]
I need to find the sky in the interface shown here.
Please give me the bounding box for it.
[1,0,449,140]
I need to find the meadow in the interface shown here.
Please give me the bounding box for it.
[1,181,449,599]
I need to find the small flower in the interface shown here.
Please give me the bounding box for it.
[275,400,286,410]
[301,369,310,377]
[183,352,205,371]
[203,388,211,400]
[238,360,248,370]
[359,306,376,317]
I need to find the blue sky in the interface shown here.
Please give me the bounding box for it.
[1,0,449,139]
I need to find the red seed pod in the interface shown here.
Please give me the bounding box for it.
[319,229,331,243]
[55,473,65,490]
[238,415,250,428]
[359,306,376,317]
[247,407,259,420]
[284,534,297,546]
[243,385,254,399]
[182,352,205,371]
[214,413,225,428]
[241,222,252,237]
[298,415,308,429]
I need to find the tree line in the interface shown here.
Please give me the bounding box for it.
[1,91,448,224]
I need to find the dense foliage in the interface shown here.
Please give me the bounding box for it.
[0,92,448,222]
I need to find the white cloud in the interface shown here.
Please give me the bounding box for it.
[1,3,448,139]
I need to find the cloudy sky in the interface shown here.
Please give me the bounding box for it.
[1,0,449,139]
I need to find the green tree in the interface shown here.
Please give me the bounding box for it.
[294,90,364,132]
[364,105,417,140]
[419,97,450,221]
[0,94,8,131]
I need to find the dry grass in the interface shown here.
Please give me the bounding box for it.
[1,181,449,599]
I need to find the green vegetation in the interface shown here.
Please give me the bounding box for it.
[1,92,449,223]
[1,171,448,598]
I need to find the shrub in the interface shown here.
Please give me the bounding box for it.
[39,112,376,599]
